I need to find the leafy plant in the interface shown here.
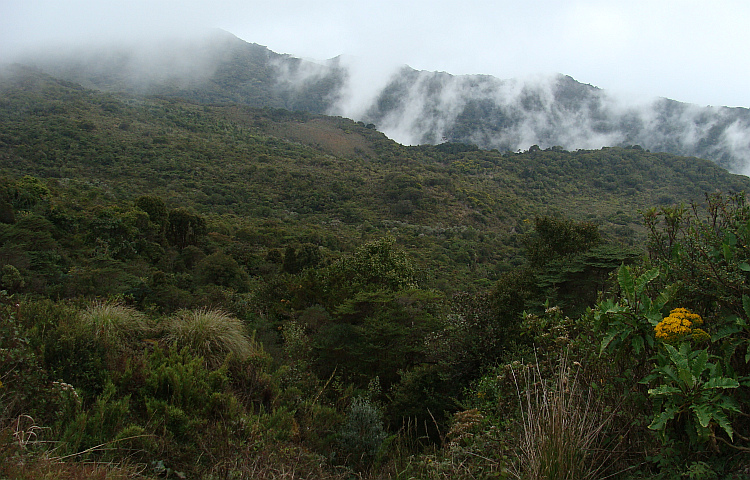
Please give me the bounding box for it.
[56,381,131,459]
[141,345,240,444]
[645,342,740,446]
[337,396,387,470]
[595,265,673,358]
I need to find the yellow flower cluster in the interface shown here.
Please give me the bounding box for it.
[654,308,704,343]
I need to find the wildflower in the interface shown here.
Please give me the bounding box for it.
[691,328,710,343]
[654,308,704,344]
[52,381,80,401]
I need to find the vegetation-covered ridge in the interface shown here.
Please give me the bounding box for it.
[12,30,750,173]
[1,67,750,479]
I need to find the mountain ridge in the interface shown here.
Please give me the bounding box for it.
[4,30,750,174]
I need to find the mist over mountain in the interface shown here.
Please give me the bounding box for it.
[9,30,750,174]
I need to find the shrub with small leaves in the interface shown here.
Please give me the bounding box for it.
[337,396,387,470]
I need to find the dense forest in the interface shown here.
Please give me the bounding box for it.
[1,65,750,479]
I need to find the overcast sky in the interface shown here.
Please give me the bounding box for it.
[3,0,749,108]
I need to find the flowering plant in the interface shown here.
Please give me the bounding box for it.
[654,308,709,344]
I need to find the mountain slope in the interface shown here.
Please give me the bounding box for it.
[1,67,748,234]
[8,30,750,175]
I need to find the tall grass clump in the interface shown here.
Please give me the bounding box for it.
[78,299,150,348]
[164,308,253,367]
[511,354,615,480]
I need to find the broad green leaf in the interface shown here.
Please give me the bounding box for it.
[726,231,738,247]
[678,367,695,389]
[648,385,682,396]
[632,335,645,355]
[663,343,679,359]
[645,310,663,326]
[635,267,659,296]
[618,265,635,303]
[649,406,678,431]
[666,343,689,373]
[718,396,741,413]
[641,296,653,313]
[600,330,618,355]
[691,349,709,379]
[660,364,681,384]
[722,243,732,262]
[691,403,713,428]
[703,377,740,390]
[712,323,742,342]
[739,262,750,272]
[713,410,734,441]
[654,284,676,310]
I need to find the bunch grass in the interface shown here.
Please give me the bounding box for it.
[164,308,254,367]
[78,300,150,348]
[511,353,615,480]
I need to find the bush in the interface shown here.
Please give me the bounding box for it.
[141,345,240,443]
[56,381,130,459]
[337,396,387,470]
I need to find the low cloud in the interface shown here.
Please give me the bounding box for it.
[320,60,750,173]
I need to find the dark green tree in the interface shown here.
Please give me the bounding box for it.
[523,216,601,267]
[195,251,250,292]
[166,209,207,249]
[135,195,168,234]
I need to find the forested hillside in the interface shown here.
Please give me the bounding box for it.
[2,66,750,479]
[13,30,750,174]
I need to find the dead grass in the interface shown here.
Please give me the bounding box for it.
[0,415,150,480]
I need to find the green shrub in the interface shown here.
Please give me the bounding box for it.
[0,300,50,420]
[258,406,299,442]
[297,402,344,455]
[337,396,387,470]
[56,381,131,460]
[43,325,109,401]
[142,346,236,420]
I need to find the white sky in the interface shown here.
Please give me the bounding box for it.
[2,0,749,108]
